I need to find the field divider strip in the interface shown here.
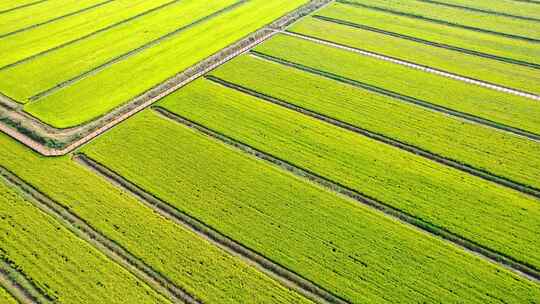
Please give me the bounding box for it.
[0,0,186,71]
[0,259,50,304]
[0,0,48,15]
[28,0,248,102]
[0,0,115,39]
[249,51,540,143]
[74,152,349,304]
[0,166,201,304]
[312,15,540,70]
[152,106,540,283]
[416,0,540,22]
[336,0,540,43]
[205,75,540,200]
[273,30,540,100]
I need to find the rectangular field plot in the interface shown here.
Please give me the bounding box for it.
[316,2,540,66]
[0,133,310,304]
[253,34,540,136]
[343,0,540,41]
[426,0,540,19]
[81,108,540,303]
[289,17,540,95]
[0,178,168,304]
[0,0,308,129]
[156,78,540,271]
[210,55,540,191]
[0,0,177,68]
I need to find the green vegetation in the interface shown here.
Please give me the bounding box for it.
[422,0,540,19]
[0,0,237,102]
[23,0,308,128]
[82,109,540,303]
[254,34,540,135]
[342,0,540,40]
[316,2,540,65]
[157,78,540,270]
[0,0,176,68]
[0,287,17,304]
[0,0,107,36]
[0,134,309,303]
[0,178,169,304]
[289,17,540,94]
[211,55,540,190]
[0,0,39,12]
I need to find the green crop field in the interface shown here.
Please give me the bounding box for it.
[1,0,539,302]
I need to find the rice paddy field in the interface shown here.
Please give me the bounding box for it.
[1,0,540,303]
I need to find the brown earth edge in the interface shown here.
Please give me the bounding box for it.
[0,0,333,157]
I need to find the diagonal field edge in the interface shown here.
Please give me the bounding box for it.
[205,75,540,200]
[0,0,186,71]
[312,15,540,70]
[0,166,202,304]
[152,106,540,283]
[249,50,540,142]
[276,30,540,101]
[75,153,349,304]
[336,0,540,43]
[416,0,540,22]
[0,259,51,304]
[0,0,48,15]
[0,0,115,39]
[28,0,248,102]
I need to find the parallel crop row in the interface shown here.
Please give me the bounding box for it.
[289,17,540,95]
[0,0,176,69]
[155,78,540,273]
[253,34,540,136]
[0,133,308,303]
[81,103,540,303]
[341,0,540,41]
[0,178,168,304]
[0,0,239,103]
[425,0,540,20]
[20,0,308,129]
[316,2,540,66]
[0,286,17,304]
[210,55,540,192]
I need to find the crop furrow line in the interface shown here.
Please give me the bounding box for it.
[205,75,540,200]
[336,0,540,43]
[0,0,115,40]
[28,0,248,102]
[0,0,186,71]
[0,259,49,304]
[152,106,540,283]
[312,15,540,70]
[416,0,540,22]
[250,51,540,143]
[274,30,540,100]
[0,166,201,304]
[0,0,48,15]
[74,152,348,304]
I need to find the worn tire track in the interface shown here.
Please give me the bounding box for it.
[153,106,540,283]
[75,153,349,304]
[0,259,49,304]
[0,167,200,304]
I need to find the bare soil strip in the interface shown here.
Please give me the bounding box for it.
[75,153,348,304]
[416,0,540,22]
[0,0,48,15]
[276,30,540,100]
[0,260,48,304]
[337,0,540,43]
[205,75,540,200]
[0,0,115,39]
[250,51,540,142]
[0,0,185,71]
[153,106,540,284]
[0,167,200,304]
[28,0,249,102]
[313,15,540,69]
[0,0,333,156]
